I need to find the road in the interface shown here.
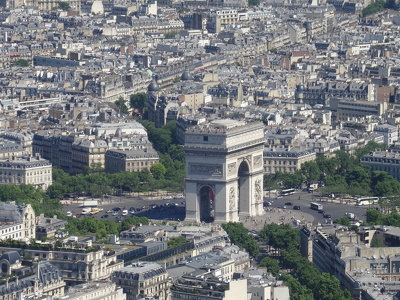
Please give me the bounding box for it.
[61,194,186,222]
[265,190,372,225]
[59,190,373,226]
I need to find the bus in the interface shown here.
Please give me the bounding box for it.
[310,202,323,211]
[280,189,296,196]
[356,197,379,206]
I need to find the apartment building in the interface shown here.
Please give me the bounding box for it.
[112,262,169,300]
[361,150,400,180]
[63,281,126,300]
[0,155,52,190]
[105,148,159,173]
[263,147,316,174]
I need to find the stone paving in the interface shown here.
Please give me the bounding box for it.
[240,208,315,231]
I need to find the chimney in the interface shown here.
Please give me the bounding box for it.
[35,153,40,160]
[15,276,18,286]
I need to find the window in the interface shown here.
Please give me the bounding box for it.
[203,136,208,142]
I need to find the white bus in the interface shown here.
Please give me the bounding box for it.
[356,197,379,206]
[310,202,323,211]
[280,189,296,196]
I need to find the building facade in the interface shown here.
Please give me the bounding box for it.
[263,147,316,174]
[0,155,52,190]
[105,148,159,173]
[112,262,169,300]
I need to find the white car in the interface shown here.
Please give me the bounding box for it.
[174,194,184,199]
[122,210,128,216]
[66,211,72,217]
[164,196,173,200]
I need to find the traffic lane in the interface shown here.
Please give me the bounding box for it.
[265,196,369,224]
[62,196,186,220]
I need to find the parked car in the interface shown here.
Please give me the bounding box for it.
[112,211,118,216]
[122,210,128,216]
[101,214,108,218]
[285,202,292,206]
[293,205,301,210]
[174,194,184,199]
[278,205,287,209]
[323,213,331,218]
[106,209,113,213]
[164,196,173,200]
[66,211,72,217]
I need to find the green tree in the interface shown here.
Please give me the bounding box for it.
[345,165,371,192]
[333,217,351,226]
[366,209,383,224]
[259,257,280,277]
[258,223,300,251]
[316,156,338,178]
[12,59,29,67]
[300,161,320,186]
[222,222,259,257]
[371,236,384,247]
[114,97,129,114]
[167,236,187,248]
[150,163,167,180]
[281,274,314,300]
[335,151,354,174]
[130,93,148,113]
[58,1,70,10]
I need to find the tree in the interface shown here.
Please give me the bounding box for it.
[371,236,384,247]
[316,156,338,178]
[345,166,371,192]
[259,257,280,277]
[333,217,351,226]
[58,1,70,10]
[130,93,148,113]
[12,59,29,67]
[366,209,382,224]
[115,97,129,114]
[222,222,259,257]
[300,161,320,186]
[150,163,167,180]
[258,223,300,251]
[281,275,314,300]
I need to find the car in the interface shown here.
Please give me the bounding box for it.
[112,212,118,216]
[285,202,292,206]
[101,214,109,218]
[106,209,113,213]
[174,194,184,199]
[276,196,283,199]
[318,210,324,214]
[113,207,121,211]
[66,211,72,217]
[98,208,104,212]
[278,205,287,209]
[323,213,331,218]
[181,201,186,205]
[293,205,301,210]
[122,210,128,216]
[164,196,173,200]
[170,202,178,206]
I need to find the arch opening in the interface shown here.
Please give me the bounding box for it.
[238,161,250,214]
[199,186,214,223]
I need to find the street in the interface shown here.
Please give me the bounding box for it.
[264,190,371,225]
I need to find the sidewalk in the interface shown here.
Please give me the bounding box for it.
[241,208,314,231]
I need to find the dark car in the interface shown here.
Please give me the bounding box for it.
[293,205,301,210]
[101,214,108,218]
[285,202,292,206]
[323,213,331,218]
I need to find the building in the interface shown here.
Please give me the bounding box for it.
[183,119,265,223]
[374,124,399,145]
[263,147,316,174]
[0,245,125,285]
[35,214,68,240]
[105,148,159,173]
[361,150,400,180]
[0,261,65,300]
[171,274,247,300]
[63,281,126,300]
[0,139,24,159]
[112,262,169,300]
[0,155,52,190]
[0,203,35,241]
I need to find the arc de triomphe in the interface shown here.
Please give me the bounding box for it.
[183,119,265,223]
